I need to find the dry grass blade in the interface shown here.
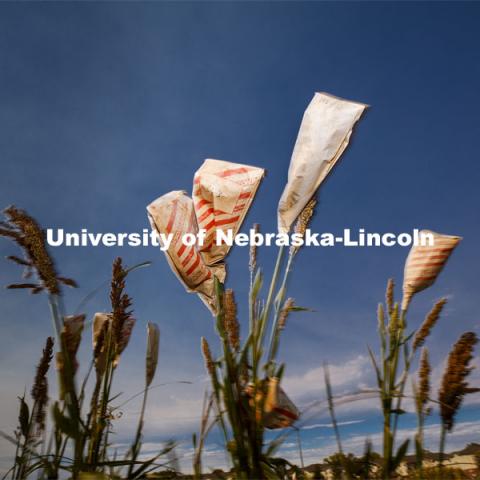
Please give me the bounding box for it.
[146,322,160,387]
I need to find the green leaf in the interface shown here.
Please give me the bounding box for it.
[274,286,286,310]
[392,439,410,471]
[252,269,263,299]
[367,346,383,388]
[289,305,313,312]
[52,402,77,438]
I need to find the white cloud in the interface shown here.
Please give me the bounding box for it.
[301,419,365,430]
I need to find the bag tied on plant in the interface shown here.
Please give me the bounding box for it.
[56,314,85,399]
[245,377,299,429]
[147,191,218,311]
[92,312,135,372]
[147,160,264,313]
[402,230,461,311]
[277,92,367,234]
[193,159,264,264]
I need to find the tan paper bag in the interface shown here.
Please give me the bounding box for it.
[278,92,367,233]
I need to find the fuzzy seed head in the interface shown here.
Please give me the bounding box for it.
[201,337,215,375]
[418,348,431,411]
[223,289,240,351]
[0,206,77,295]
[31,337,54,431]
[377,303,385,333]
[439,332,478,431]
[386,279,394,315]
[413,298,447,351]
[110,258,133,355]
[278,298,295,331]
[290,198,316,256]
[249,223,259,273]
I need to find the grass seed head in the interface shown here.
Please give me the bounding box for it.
[417,348,431,412]
[386,278,394,315]
[377,303,385,334]
[388,303,400,338]
[110,258,133,354]
[0,206,77,295]
[31,337,54,431]
[413,298,447,351]
[223,289,240,351]
[249,223,259,273]
[290,198,316,256]
[439,332,478,431]
[201,337,215,376]
[278,298,295,331]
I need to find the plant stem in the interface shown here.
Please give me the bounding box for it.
[439,424,447,469]
[48,294,83,478]
[127,386,149,478]
[257,245,285,351]
[266,252,293,365]
[295,428,304,469]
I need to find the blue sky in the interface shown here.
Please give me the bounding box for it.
[0,1,479,473]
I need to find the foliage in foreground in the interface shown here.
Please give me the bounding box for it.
[0,207,170,479]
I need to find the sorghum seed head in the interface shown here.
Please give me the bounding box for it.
[290,198,316,256]
[223,289,240,351]
[278,298,295,331]
[249,223,259,273]
[386,279,394,315]
[0,206,77,295]
[31,337,54,431]
[439,332,478,431]
[418,348,431,411]
[413,298,447,351]
[201,337,215,375]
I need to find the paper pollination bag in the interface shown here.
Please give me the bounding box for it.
[278,92,367,234]
[401,230,461,311]
[245,377,300,429]
[147,191,219,312]
[147,160,264,313]
[92,312,136,371]
[193,159,265,265]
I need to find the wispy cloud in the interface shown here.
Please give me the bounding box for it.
[301,419,365,430]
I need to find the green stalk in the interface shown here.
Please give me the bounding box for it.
[324,364,352,480]
[88,328,114,467]
[48,294,83,477]
[127,386,149,478]
[295,428,304,470]
[438,425,447,470]
[266,252,294,366]
[257,245,285,351]
[391,310,410,442]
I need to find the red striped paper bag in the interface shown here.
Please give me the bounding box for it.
[245,378,299,429]
[402,230,461,311]
[147,190,218,312]
[193,159,265,265]
[264,377,300,429]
